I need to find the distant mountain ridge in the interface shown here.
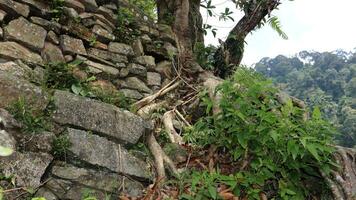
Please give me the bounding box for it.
[255,49,356,147]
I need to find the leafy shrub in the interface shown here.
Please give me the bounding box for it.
[44,60,82,90]
[183,68,336,199]
[194,43,217,70]
[115,7,140,43]
[8,97,49,134]
[128,0,157,20]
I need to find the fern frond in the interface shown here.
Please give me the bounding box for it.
[268,16,288,40]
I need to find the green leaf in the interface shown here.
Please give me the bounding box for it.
[71,84,82,95]
[0,187,4,200]
[0,145,14,157]
[312,107,321,120]
[306,144,320,161]
[287,140,299,160]
[208,185,217,199]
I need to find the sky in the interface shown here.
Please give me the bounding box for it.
[202,0,356,66]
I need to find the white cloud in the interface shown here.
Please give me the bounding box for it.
[203,0,356,65]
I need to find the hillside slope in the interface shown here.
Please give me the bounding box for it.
[256,49,356,147]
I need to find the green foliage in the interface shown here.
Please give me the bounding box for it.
[183,68,336,199]
[44,61,82,90]
[50,0,64,20]
[8,97,49,134]
[268,16,288,40]
[52,134,71,158]
[90,87,130,109]
[115,7,140,43]
[194,43,217,70]
[256,50,356,147]
[128,0,157,20]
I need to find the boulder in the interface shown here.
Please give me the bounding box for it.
[60,35,87,56]
[0,152,53,188]
[67,128,152,179]
[0,42,43,64]
[0,71,49,110]
[108,42,134,56]
[52,90,151,144]
[4,17,47,52]
[0,0,29,17]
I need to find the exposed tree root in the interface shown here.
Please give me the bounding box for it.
[162,110,183,144]
[322,147,356,200]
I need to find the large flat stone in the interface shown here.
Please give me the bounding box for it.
[31,16,61,34]
[60,35,87,55]
[51,164,144,196]
[0,152,53,188]
[77,55,119,76]
[20,0,51,16]
[77,0,98,11]
[4,17,47,52]
[122,77,152,93]
[108,42,134,56]
[0,71,48,110]
[0,0,29,17]
[87,48,128,63]
[0,42,43,64]
[52,90,151,144]
[92,24,115,43]
[67,128,152,179]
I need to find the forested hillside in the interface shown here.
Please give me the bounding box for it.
[256,49,356,147]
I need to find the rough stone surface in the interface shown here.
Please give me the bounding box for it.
[122,77,152,93]
[132,39,144,56]
[64,0,85,13]
[97,6,116,24]
[0,61,33,79]
[60,35,87,55]
[0,130,16,153]
[41,42,65,63]
[109,42,134,56]
[20,0,51,16]
[20,132,55,153]
[0,71,48,110]
[147,72,162,86]
[46,31,60,44]
[87,48,128,63]
[51,164,144,196]
[78,56,119,76]
[31,16,61,34]
[0,152,53,188]
[63,7,79,20]
[52,90,151,144]
[120,89,144,100]
[0,0,29,17]
[0,108,21,129]
[92,24,115,43]
[67,128,152,179]
[0,9,6,22]
[128,63,147,77]
[77,0,98,11]
[35,187,58,200]
[0,42,43,64]
[134,56,156,69]
[4,17,47,51]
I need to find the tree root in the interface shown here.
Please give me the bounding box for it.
[162,110,183,144]
[322,146,356,200]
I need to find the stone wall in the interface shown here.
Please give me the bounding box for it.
[0,0,177,199]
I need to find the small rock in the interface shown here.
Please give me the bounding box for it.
[46,31,60,45]
[134,56,156,69]
[0,108,21,129]
[4,17,47,52]
[35,187,58,200]
[120,89,143,100]
[31,17,61,34]
[0,152,53,188]
[140,34,152,43]
[92,24,115,43]
[64,55,74,62]
[147,72,162,86]
[87,48,128,63]
[128,63,147,77]
[0,130,16,154]
[132,39,144,56]
[108,42,134,56]
[41,42,65,63]
[119,68,129,78]
[77,0,98,11]
[60,35,87,55]
[0,0,29,17]
[97,6,116,24]
[64,0,85,13]
[122,77,152,93]
[0,41,43,64]
[63,7,79,20]
[20,0,51,16]
[80,57,119,76]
